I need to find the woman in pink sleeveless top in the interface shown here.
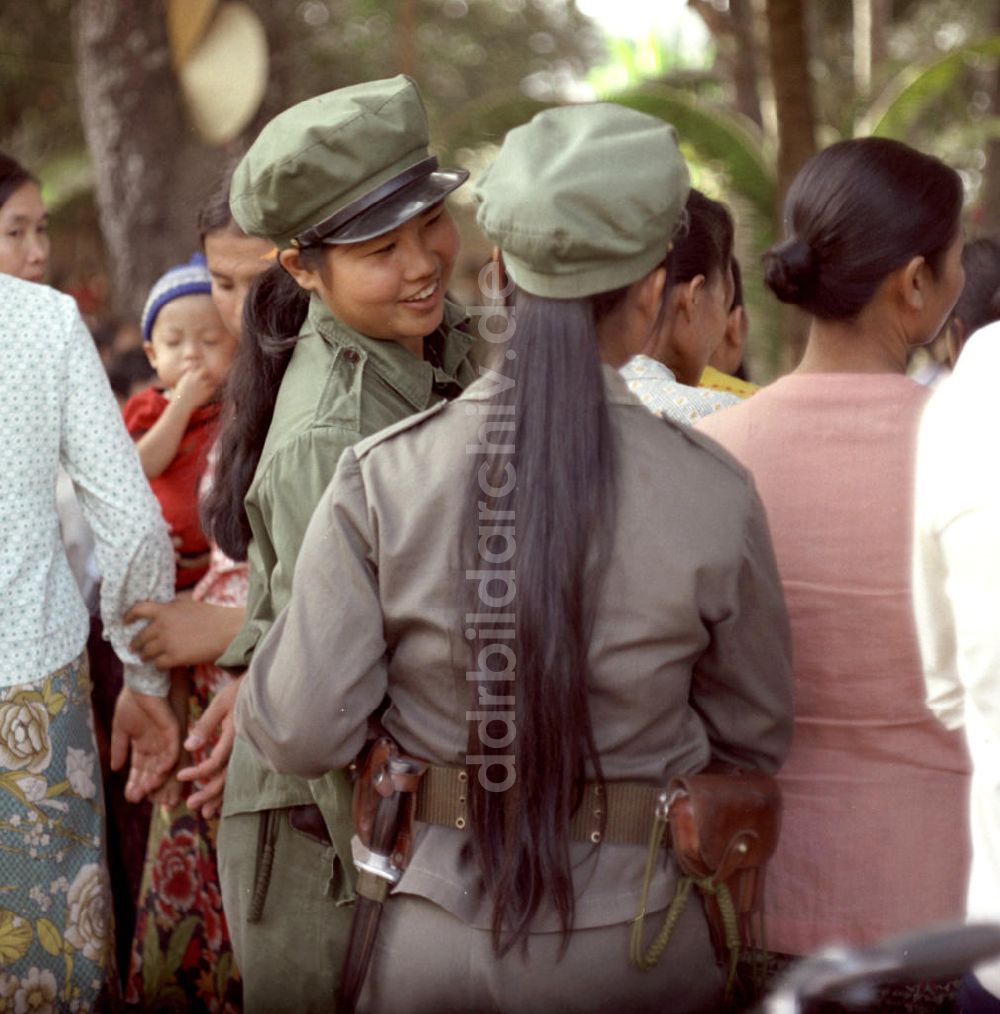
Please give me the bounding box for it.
[699,137,972,959]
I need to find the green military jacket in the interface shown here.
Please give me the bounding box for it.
[219,293,478,835]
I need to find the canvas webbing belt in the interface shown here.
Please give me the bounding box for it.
[414,765,669,847]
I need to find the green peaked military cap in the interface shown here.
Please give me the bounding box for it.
[230,75,468,249]
[473,103,690,299]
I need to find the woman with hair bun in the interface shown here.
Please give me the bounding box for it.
[698,137,972,975]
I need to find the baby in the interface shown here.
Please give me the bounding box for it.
[124,254,238,589]
[123,254,238,805]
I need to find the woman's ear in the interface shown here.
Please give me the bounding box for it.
[899,255,929,312]
[634,265,667,327]
[278,248,322,293]
[677,275,706,322]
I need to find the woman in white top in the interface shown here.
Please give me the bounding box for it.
[619,188,741,425]
[0,274,176,1007]
[913,319,1000,1010]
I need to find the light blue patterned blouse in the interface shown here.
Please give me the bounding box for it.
[620,354,740,427]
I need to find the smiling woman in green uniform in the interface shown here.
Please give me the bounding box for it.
[236,103,793,1012]
[189,76,478,1013]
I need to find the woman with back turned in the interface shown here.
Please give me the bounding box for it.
[236,103,793,1013]
[699,139,972,991]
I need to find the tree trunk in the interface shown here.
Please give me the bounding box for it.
[980,5,1000,234]
[728,0,764,128]
[870,0,890,79]
[852,0,872,97]
[765,0,817,208]
[688,0,763,127]
[764,0,817,367]
[852,0,890,99]
[72,0,218,320]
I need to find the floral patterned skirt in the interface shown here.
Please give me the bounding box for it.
[0,653,114,1011]
[125,663,242,1013]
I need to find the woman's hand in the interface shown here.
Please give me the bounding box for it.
[149,673,192,807]
[110,688,181,803]
[126,598,245,670]
[177,678,241,819]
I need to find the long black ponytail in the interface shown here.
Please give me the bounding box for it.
[464,284,623,953]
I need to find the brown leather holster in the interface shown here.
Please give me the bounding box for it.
[666,770,781,959]
[351,737,427,871]
[338,738,427,1013]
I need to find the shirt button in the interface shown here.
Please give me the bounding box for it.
[343,349,360,364]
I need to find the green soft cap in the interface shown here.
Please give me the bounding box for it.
[473,103,690,299]
[230,75,463,249]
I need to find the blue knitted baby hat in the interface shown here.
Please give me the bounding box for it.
[141,253,213,343]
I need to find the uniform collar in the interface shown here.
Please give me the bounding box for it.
[307,294,474,410]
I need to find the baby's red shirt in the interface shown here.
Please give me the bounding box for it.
[122,387,220,589]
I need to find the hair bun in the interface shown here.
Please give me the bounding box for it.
[763,236,819,305]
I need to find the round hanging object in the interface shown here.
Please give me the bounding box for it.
[176,2,269,146]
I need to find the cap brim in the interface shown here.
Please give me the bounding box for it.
[322,168,469,245]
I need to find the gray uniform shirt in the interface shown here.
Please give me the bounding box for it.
[237,365,793,930]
